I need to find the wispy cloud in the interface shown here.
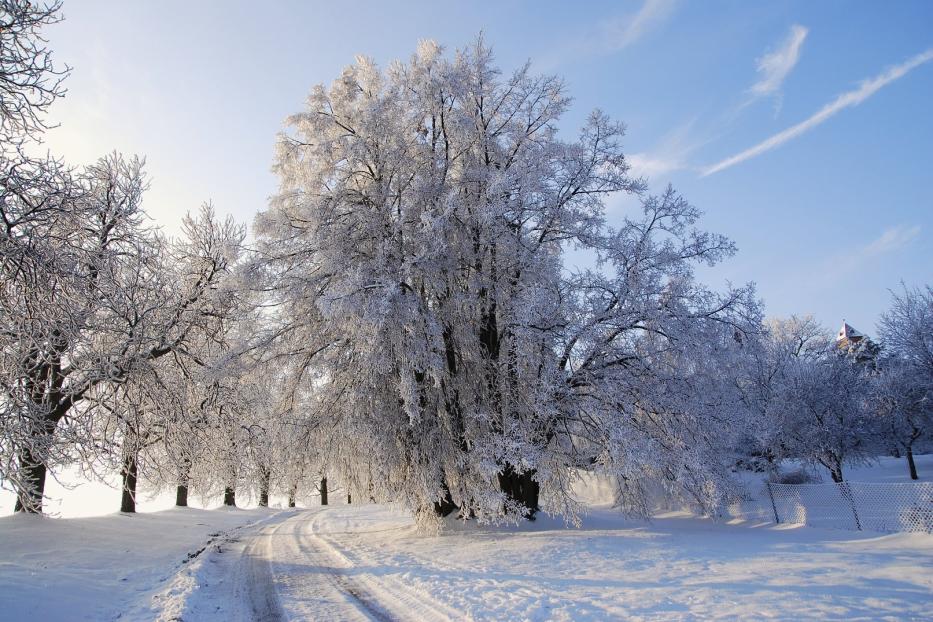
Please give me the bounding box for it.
[625,119,724,182]
[702,47,933,176]
[602,0,678,51]
[748,24,808,108]
[813,224,922,285]
[864,225,921,255]
[535,0,677,72]
[627,152,686,179]
[750,25,808,98]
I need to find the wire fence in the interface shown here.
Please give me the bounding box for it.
[728,481,933,533]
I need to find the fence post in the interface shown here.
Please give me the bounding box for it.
[766,482,780,524]
[839,482,862,531]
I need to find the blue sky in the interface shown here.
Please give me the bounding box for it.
[40,0,932,336]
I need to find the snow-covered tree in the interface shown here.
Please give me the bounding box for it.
[736,315,830,469]
[74,205,246,513]
[0,1,248,514]
[778,346,874,482]
[256,39,760,525]
[738,316,878,482]
[873,284,933,479]
[0,167,243,513]
[86,366,169,513]
[0,0,67,142]
[878,284,933,377]
[871,360,929,479]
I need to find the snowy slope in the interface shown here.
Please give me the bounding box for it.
[0,507,284,621]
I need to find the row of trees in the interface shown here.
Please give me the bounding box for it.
[1,4,929,522]
[0,1,319,514]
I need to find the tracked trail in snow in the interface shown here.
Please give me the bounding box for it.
[264,510,392,621]
[305,510,462,622]
[226,508,459,622]
[239,521,288,622]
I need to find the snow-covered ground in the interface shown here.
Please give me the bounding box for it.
[1,455,931,621]
[761,452,932,485]
[0,507,285,621]
[292,504,933,621]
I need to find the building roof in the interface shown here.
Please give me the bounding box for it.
[837,321,863,342]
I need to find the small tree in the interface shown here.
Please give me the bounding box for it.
[878,285,933,374]
[875,284,933,478]
[778,348,875,482]
[736,315,829,470]
[871,360,929,479]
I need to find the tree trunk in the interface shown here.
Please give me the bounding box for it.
[175,457,191,507]
[347,491,352,504]
[13,445,48,514]
[14,415,60,513]
[120,450,139,513]
[498,464,540,520]
[288,481,297,508]
[907,447,919,480]
[258,467,270,507]
[223,486,236,507]
[829,463,844,484]
[433,482,458,517]
[320,476,328,505]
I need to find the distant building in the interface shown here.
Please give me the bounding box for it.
[836,321,864,349]
[836,320,879,366]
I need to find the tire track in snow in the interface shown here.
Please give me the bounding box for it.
[241,520,288,622]
[279,511,393,622]
[307,510,461,622]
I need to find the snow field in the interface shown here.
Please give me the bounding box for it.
[1,455,931,621]
[300,505,933,621]
[0,507,282,621]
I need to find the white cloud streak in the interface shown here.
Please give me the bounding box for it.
[535,0,677,72]
[627,152,685,179]
[749,24,808,98]
[604,0,678,51]
[702,47,933,176]
[626,121,704,180]
[864,225,921,256]
[810,224,921,286]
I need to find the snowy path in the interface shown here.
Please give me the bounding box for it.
[257,505,932,621]
[259,509,392,621]
[158,507,451,621]
[239,520,289,621]
[235,508,460,621]
[190,504,931,621]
